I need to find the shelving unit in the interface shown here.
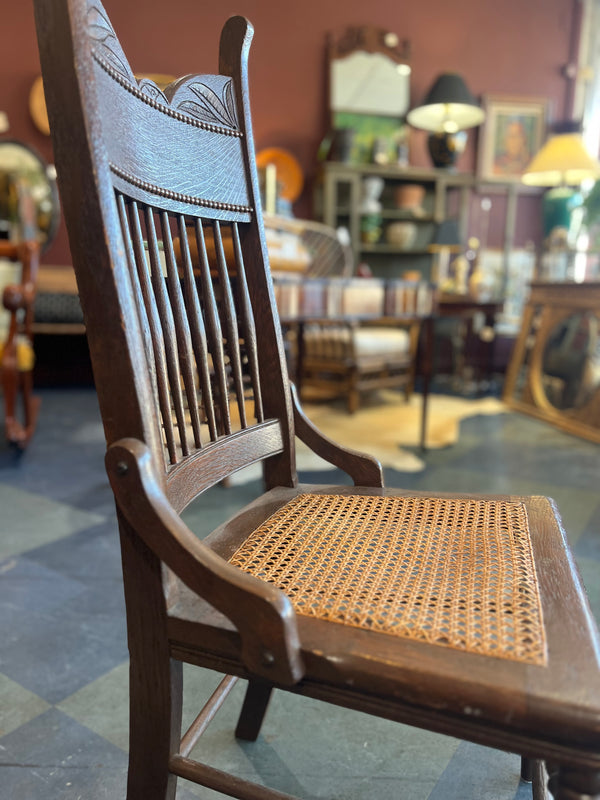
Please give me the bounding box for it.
[319,162,473,281]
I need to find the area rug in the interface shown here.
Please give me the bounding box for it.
[230,391,505,483]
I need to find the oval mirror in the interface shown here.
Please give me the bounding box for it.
[541,311,600,410]
[0,139,60,253]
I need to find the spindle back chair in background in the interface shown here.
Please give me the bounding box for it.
[34,1,600,798]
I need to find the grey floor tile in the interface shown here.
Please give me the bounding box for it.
[0,580,127,704]
[0,707,126,766]
[0,557,86,614]
[58,661,129,752]
[574,500,600,561]
[427,740,528,800]
[0,485,105,560]
[25,521,123,581]
[0,708,129,799]
[179,669,458,799]
[443,434,600,492]
[0,765,127,800]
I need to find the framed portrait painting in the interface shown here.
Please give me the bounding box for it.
[477,95,549,182]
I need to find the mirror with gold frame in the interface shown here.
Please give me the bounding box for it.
[503,281,600,443]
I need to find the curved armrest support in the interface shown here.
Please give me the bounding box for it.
[291,384,384,488]
[106,438,304,686]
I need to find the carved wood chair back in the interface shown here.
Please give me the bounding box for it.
[37,0,297,512]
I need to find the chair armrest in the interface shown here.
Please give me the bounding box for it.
[291,384,384,488]
[105,437,304,686]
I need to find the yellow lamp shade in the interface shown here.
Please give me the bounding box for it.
[522,133,600,186]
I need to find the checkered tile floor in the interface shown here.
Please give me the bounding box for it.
[1,388,598,799]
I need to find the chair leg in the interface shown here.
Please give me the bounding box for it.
[127,656,183,800]
[549,766,600,799]
[235,681,273,741]
[521,756,534,782]
[347,369,360,414]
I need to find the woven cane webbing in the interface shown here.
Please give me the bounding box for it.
[229,494,547,665]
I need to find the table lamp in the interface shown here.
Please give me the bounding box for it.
[407,73,485,168]
[522,123,600,238]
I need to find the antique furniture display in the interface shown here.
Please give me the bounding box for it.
[266,217,431,416]
[268,217,433,415]
[504,281,600,443]
[279,277,434,414]
[35,2,600,800]
[319,161,472,281]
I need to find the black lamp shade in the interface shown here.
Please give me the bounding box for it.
[407,73,485,133]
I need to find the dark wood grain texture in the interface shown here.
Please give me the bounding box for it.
[33,1,600,798]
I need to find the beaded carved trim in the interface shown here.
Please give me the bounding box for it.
[92,51,243,138]
[110,163,253,213]
[229,494,547,665]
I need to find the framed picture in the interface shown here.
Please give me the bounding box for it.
[477,95,549,182]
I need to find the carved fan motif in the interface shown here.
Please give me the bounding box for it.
[176,81,239,130]
[86,1,239,133]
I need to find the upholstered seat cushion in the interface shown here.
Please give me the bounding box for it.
[353,327,410,359]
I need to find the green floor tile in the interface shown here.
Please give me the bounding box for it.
[0,673,50,737]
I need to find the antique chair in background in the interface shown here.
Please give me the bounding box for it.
[0,185,41,448]
[35,1,600,799]
[263,213,431,413]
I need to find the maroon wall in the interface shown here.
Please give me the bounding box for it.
[2,0,576,266]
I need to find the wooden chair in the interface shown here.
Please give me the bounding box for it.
[0,238,41,448]
[34,2,600,798]
[301,314,422,413]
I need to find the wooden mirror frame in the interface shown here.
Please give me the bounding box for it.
[328,26,411,117]
[326,26,411,164]
[503,281,600,443]
[0,139,60,253]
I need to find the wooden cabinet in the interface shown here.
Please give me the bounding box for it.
[319,162,473,281]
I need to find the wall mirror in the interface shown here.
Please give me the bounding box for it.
[503,281,600,443]
[327,26,411,164]
[0,139,60,252]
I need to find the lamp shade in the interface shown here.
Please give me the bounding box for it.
[407,73,485,133]
[521,133,600,186]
